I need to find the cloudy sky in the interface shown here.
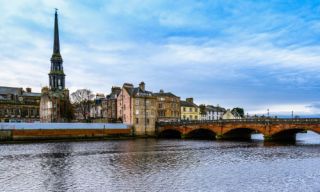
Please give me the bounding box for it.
[0,0,319,116]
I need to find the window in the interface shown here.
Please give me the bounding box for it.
[159,110,165,117]
[183,115,186,119]
[195,108,198,112]
[147,118,150,124]
[159,103,163,109]
[135,110,139,115]
[183,107,186,112]
[136,118,139,124]
[195,115,198,120]
[189,108,192,112]
[135,99,139,105]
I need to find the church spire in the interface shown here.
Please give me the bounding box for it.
[53,8,60,54]
[49,9,65,91]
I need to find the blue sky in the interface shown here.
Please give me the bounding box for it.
[0,0,320,116]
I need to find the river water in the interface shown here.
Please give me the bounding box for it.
[1,132,320,192]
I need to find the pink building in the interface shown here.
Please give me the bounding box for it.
[117,82,157,136]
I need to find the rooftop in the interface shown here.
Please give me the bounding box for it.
[180,100,198,108]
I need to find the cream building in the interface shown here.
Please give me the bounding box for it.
[180,98,200,120]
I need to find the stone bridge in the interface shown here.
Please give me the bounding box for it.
[156,118,320,141]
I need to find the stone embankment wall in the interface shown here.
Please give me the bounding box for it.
[0,123,132,141]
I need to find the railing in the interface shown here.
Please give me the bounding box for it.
[157,118,320,126]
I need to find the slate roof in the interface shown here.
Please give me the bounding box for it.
[122,86,153,97]
[132,87,153,97]
[106,91,120,100]
[0,86,23,95]
[153,92,179,98]
[180,100,198,108]
[22,92,41,97]
[206,105,226,113]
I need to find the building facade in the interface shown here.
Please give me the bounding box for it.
[117,82,157,136]
[180,98,200,121]
[89,94,105,120]
[104,87,121,122]
[222,109,242,120]
[0,87,41,122]
[40,10,72,122]
[154,90,180,122]
[200,105,226,120]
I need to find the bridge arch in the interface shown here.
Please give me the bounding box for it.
[158,129,182,139]
[185,128,217,140]
[220,127,264,140]
[269,126,316,141]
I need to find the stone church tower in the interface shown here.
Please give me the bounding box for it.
[40,10,72,122]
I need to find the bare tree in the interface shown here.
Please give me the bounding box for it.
[71,89,94,122]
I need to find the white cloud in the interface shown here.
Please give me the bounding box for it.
[0,0,319,115]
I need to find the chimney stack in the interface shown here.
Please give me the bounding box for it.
[111,86,121,93]
[123,83,134,89]
[26,87,32,93]
[186,97,194,103]
[139,81,145,91]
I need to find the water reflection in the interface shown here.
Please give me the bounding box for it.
[1,132,320,191]
[40,143,73,191]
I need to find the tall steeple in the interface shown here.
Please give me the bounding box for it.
[53,9,60,54]
[49,9,65,91]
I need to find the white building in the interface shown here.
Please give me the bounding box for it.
[222,109,242,120]
[200,105,226,120]
[89,94,105,119]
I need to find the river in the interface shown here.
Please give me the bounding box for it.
[1,132,320,192]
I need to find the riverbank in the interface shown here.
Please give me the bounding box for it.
[0,123,132,142]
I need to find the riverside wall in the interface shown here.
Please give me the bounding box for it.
[0,123,132,141]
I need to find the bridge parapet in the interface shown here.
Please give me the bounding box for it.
[157,118,320,126]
